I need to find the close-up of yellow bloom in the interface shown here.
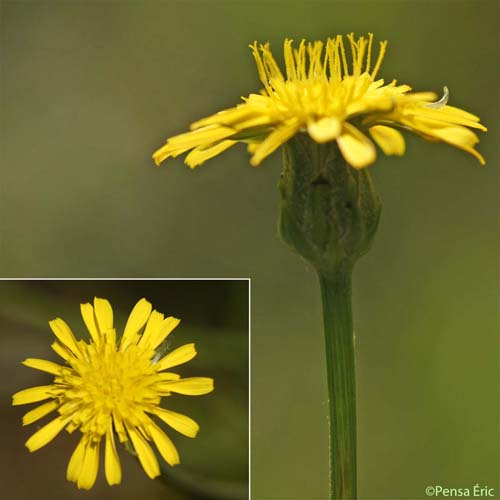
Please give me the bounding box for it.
[153,33,486,169]
[12,297,214,490]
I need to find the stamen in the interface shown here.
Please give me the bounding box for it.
[295,40,306,79]
[338,35,349,77]
[315,41,324,76]
[308,41,323,78]
[325,37,335,79]
[354,36,367,77]
[323,38,331,76]
[371,40,387,79]
[250,42,271,92]
[347,33,358,74]
[333,38,342,80]
[284,39,296,80]
[307,43,314,79]
[366,33,374,73]
[262,43,284,83]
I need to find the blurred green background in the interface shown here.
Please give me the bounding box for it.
[1,279,249,499]
[1,0,498,499]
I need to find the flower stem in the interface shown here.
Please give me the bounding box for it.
[318,267,357,500]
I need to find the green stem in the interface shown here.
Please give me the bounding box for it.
[319,267,357,500]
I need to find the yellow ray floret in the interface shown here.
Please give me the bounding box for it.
[12,297,214,490]
[153,33,486,169]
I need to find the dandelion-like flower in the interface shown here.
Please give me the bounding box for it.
[12,297,214,490]
[153,33,486,169]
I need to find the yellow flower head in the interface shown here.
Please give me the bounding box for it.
[153,33,486,169]
[12,297,214,490]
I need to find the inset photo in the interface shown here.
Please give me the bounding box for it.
[1,279,249,500]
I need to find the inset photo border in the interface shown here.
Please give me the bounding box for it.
[1,278,249,500]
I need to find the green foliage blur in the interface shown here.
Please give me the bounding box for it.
[1,1,498,499]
